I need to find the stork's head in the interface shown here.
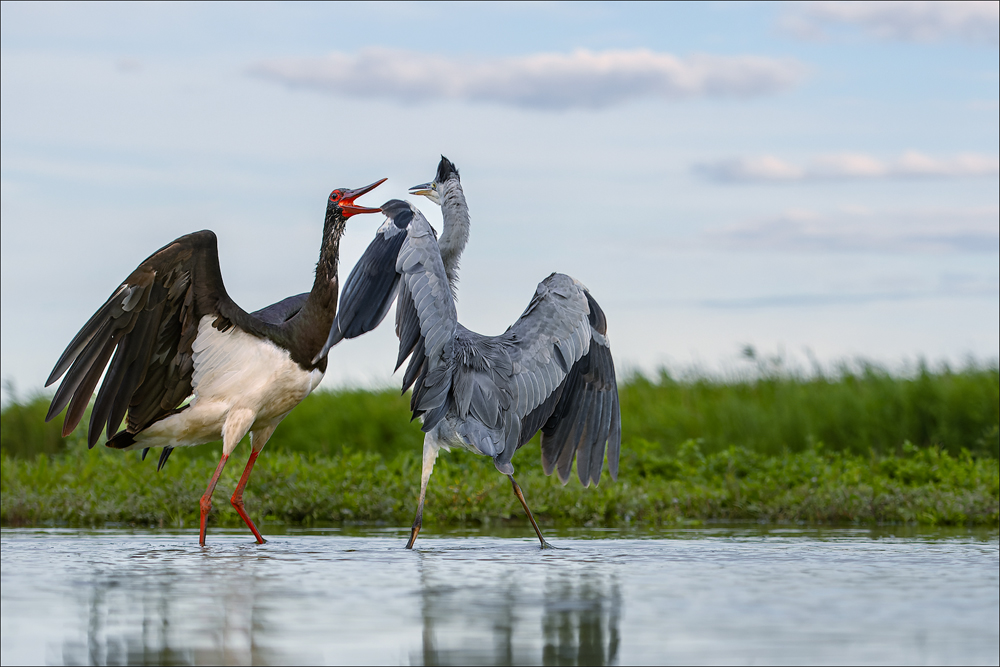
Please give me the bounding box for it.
[408,155,460,205]
[327,178,386,219]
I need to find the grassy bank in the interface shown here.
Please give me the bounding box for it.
[2,362,997,527]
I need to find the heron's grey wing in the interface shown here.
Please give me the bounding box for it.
[392,204,457,431]
[45,230,254,448]
[251,292,309,325]
[497,273,620,486]
[316,216,409,360]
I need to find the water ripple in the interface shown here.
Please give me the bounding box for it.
[1,527,997,665]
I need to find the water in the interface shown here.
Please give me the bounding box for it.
[1,526,997,665]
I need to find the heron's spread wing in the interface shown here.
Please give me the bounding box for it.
[45,230,254,448]
[392,203,458,430]
[317,216,409,358]
[495,274,620,486]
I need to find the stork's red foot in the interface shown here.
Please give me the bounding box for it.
[230,450,266,544]
[231,492,266,544]
[199,453,230,546]
[199,495,212,546]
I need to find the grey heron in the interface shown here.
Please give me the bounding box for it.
[45,179,385,545]
[320,158,620,549]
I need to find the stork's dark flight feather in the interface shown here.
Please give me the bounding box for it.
[44,178,385,547]
[45,231,255,447]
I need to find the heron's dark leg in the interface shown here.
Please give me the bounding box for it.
[508,474,556,549]
[199,454,230,546]
[230,450,266,544]
[406,437,440,549]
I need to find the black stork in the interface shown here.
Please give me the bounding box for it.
[44,179,385,545]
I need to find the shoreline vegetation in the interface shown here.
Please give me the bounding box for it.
[2,361,997,528]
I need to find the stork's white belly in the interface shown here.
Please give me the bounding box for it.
[133,316,323,453]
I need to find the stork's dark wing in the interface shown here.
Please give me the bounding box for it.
[251,292,309,325]
[315,215,409,360]
[501,274,620,486]
[45,230,254,448]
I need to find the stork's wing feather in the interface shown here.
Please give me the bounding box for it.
[45,230,255,448]
[251,292,309,325]
[316,217,409,359]
[494,274,620,486]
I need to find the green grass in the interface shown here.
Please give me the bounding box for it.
[2,361,997,528]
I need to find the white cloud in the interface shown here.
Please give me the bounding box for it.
[783,1,1000,46]
[706,206,999,254]
[249,48,807,110]
[696,151,1000,182]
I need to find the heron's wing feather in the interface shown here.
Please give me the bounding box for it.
[45,230,256,448]
[488,274,620,486]
[392,205,457,430]
[316,217,408,359]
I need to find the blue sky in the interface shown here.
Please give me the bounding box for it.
[2,1,998,400]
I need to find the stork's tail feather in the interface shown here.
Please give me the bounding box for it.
[106,430,136,449]
[157,447,174,471]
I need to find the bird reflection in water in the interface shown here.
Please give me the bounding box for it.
[51,545,619,666]
[56,562,313,666]
[415,563,620,666]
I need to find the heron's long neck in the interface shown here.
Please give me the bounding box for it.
[438,178,470,297]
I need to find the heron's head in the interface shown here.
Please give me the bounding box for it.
[327,178,386,220]
[408,155,460,206]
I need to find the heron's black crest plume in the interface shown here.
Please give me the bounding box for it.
[436,156,459,183]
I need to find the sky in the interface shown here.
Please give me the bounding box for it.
[1,1,998,402]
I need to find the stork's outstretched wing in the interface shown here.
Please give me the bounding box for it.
[45,230,260,448]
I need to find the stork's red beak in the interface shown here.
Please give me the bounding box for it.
[341,178,387,217]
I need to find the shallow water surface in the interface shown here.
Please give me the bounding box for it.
[1,527,997,665]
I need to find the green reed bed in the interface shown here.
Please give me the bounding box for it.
[2,361,997,527]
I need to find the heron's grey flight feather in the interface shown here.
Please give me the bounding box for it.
[392,205,458,429]
[317,218,407,359]
[331,194,620,487]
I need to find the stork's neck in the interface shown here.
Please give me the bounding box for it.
[437,177,470,297]
[293,210,346,364]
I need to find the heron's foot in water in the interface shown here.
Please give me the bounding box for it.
[405,523,421,549]
[539,539,565,550]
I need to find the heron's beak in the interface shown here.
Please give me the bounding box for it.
[341,178,387,217]
[408,182,435,197]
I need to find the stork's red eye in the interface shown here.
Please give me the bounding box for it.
[329,190,343,202]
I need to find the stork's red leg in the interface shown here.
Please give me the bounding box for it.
[200,454,230,546]
[230,450,266,544]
